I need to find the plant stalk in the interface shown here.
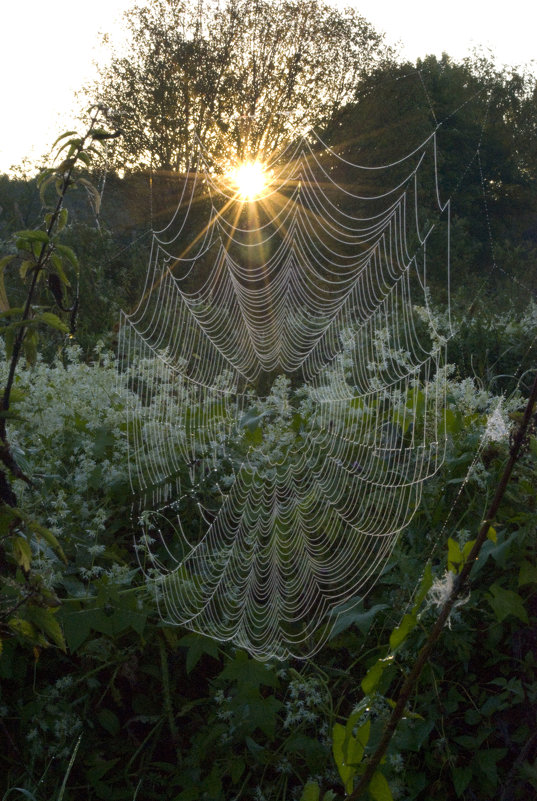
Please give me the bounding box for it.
[348,369,537,800]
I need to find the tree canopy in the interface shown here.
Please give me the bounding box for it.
[88,0,392,171]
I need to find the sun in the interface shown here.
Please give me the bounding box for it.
[227,160,269,200]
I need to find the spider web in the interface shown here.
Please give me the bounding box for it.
[118,127,452,659]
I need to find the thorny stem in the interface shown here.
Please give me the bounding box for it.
[348,369,537,800]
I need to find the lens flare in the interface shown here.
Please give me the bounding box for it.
[227,161,269,200]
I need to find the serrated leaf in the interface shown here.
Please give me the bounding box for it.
[25,606,66,651]
[8,617,39,642]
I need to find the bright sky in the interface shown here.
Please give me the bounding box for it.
[1,0,535,174]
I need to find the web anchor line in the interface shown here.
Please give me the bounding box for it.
[119,128,453,660]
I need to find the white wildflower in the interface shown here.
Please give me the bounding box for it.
[484,403,509,444]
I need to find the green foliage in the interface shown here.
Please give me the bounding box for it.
[0,326,534,800]
[0,42,536,801]
[87,0,391,172]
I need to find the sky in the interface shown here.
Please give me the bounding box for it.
[1,0,536,174]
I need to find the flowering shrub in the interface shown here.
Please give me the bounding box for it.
[0,304,535,800]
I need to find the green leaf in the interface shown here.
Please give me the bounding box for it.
[451,765,472,797]
[389,613,416,651]
[51,130,78,150]
[36,312,69,333]
[59,590,147,652]
[8,617,40,643]
[361,659,386,695]
[58,606,94,652]
[50,254,71,286]
[91,128,116,141]
[300,782,320,801]
[15,229,49,243]
[245,735,265,758]
[19,260,34,280]
[486,525,497,543]
[178,633,220,673]
[25,606,66,651]
[219,649,278,688]
[76,151,92,166]
[54,243,79,270]
[332,723,353,792]
[332,719,370,794]
[38,173,55,204]
[369,771,393,801]
[230,758,245,784]
[27,518,67,564]
[448,538,463,573]
[518,560,537,586]
[12,536,32,571]
[97,708,121,736]
[23,327,38,366]
[329,601,388,638]
[0,254,15,311]
[4,326,14,361]
[390,565,433,650]
[413,563,433,608]
[78,177,101,214]
[56,207,69,233]
[486,584,528,623]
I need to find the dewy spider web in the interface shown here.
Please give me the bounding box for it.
[118,127,452,659]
